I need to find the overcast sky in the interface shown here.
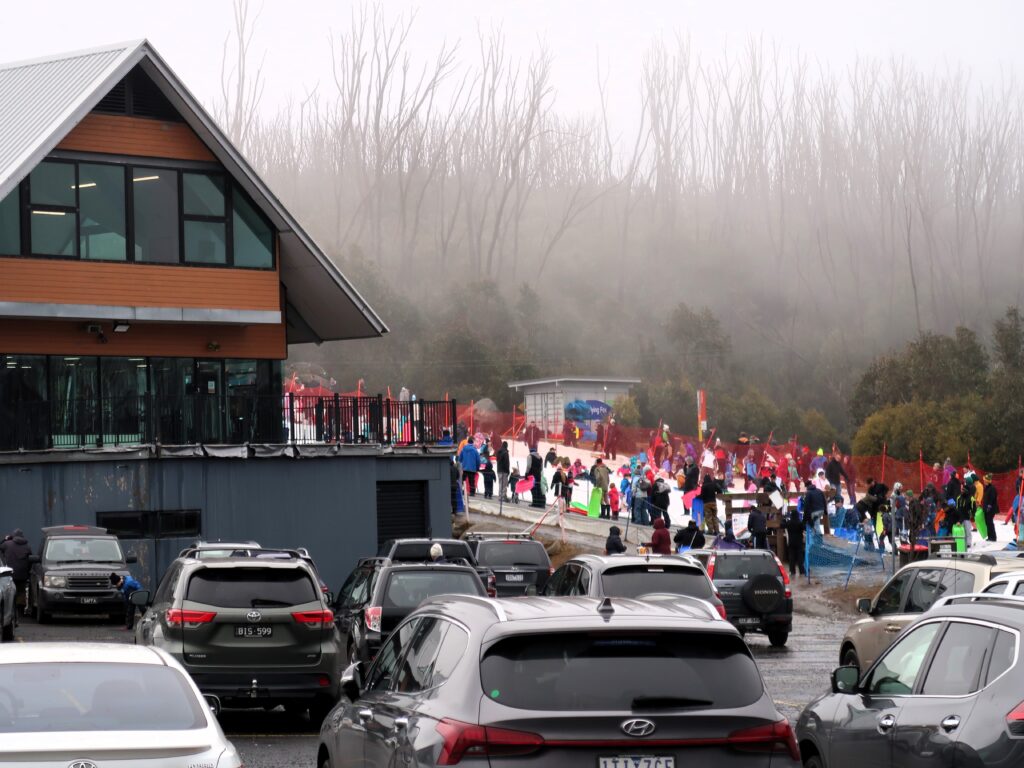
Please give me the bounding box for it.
[6,1,1023,124]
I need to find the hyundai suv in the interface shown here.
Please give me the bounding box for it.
[28,525,137,623]
[839,552,1021,672]
[132,554,339,723]
[318,595,800,768]
[335,561,487,665]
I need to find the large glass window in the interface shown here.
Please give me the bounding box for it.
[0,355,47,450]
[0,188,19,254]
[132,169,179,263]
[233,188,273,267]
[100,357,149,441]
[49,356,99,446]
[30,161,78,257]
[79,163,126,261]
[184,173,227,265]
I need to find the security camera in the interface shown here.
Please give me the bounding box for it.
[86,324,103,334]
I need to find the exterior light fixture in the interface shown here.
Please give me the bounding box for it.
[113,321,130,333]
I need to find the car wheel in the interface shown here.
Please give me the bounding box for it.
[35,601,49,624]
[767,627,789,647]
[842,646,860,673]
[804,753,824,768]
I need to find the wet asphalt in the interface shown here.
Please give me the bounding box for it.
[13,606,850,767]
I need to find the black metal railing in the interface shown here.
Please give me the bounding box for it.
[0,395,457,451]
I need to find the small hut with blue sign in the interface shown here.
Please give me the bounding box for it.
[507,376,641,440]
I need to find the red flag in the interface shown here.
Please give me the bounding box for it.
[919,450,925,494]
[880,443,887,484]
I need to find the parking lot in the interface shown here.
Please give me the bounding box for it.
[14,607,848,767]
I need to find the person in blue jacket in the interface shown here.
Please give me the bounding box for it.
[459,439,481,497]
[111,572,142,630]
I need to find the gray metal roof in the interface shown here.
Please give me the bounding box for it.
[0,40,386,343]
[507,376,641,389]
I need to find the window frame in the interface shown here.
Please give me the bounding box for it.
[9,156,274,271]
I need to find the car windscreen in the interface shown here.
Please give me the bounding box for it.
[383,570,483,610]
[43,537,123,564]
[0,662,206,732]
[475,541,550,567]
[186,568,318,608]
[481,631,762,711]
[713,555,779,580]
[600,565,713,599]
[389,542,473,563]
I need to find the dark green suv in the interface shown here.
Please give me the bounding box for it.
[132,553,340,723]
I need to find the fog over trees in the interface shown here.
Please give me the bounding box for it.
[216,2,1024,454]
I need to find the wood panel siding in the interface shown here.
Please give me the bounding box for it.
[56,114,215,161]
[0,318,286,359]
[0,258,280,311]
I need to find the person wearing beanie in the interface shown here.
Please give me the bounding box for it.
[605,526,627,555]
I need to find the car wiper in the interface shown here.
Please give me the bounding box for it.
[631,696,713,709]
[251,598,292,607]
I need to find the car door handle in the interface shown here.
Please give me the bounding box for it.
[878,714,896,733]
[357,708,373,722]
[941,715,961,732]
[885,624,903,633]
[394,717,409,730]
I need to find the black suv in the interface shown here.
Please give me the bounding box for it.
[543,554,726,618]
[29,525,137,623]
[132,552,340,722]
[334,561,486,664]
[706,549,793,646]
[464,532,552,596]
[798,593,1024,768]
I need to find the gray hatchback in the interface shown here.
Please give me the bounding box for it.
[318,595,799,768]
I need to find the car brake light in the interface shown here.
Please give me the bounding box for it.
[1007,701,1024,736]
[715,602,727,620]
[773,554,792,598]
[436,718,544,765]
[707,553,716,580]
[166,609,216,627]
[365,606,382,633]
[292,609,334,628]
[728,720,800,761]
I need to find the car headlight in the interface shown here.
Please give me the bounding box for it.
[43,575,67,589]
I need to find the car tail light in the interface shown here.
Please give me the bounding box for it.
[364,606,382,633]
[436,718,543,765]
[715,602,727,620]
[1007,701,1024,735]
[292,609,334,628]
[728,719,800,761]
[773,554,792,598]
[166,609,216,627]
[707,553,716,580]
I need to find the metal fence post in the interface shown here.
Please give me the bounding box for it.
[288,393,297,444]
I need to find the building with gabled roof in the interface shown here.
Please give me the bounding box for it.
[0,41,454,589]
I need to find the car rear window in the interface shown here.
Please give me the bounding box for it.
[481,631,762,711]
[0,662,206,732]
[186,567,317,608]
[475,541,550,567]
[383,570,483,609]
[600,565,713,599]
[712,555,779,580]
[389,542,473,562]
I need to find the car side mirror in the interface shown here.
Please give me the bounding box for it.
[856,598,872,614]
[28,555,40,564]
[129,590,151,607]
[203,694,221,716]
[341,661,363,702]
[831,665,860,694]
[125,555,138,564]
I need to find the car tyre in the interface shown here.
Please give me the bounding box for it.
[767,627,788,647]
[35,602,50,624]
[804,753,824,768]
[842,646,860,673]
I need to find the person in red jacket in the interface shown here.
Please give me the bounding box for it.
[643,517,672,555]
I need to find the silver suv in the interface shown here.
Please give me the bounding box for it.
[318,596,800,768]
[132,554,340,723]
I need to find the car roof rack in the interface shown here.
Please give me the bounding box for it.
[41,525,108,536]
[463,531,534,541]
[929,593,1024,611]
[932,552,998,566]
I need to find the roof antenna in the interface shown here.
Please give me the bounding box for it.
[598,597,614,615]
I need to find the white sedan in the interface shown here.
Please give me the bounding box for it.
[0,642,240,768]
